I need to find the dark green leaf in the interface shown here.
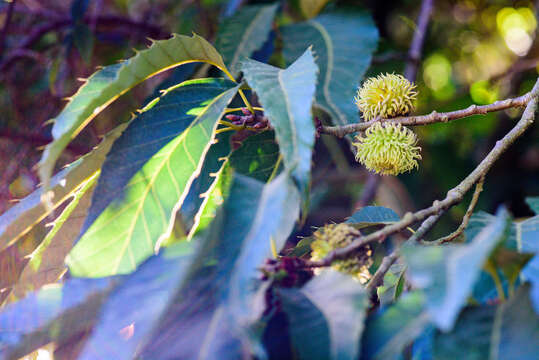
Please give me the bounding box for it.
[67,82,240,277]
[140,173,300,359]
[216,4,279,76]
[281,11,378,131]
[361,292,429,360]
[402,208,510,331]
[522,255,539,313]
[72,23,94,63]
[279,269,368,360]
[76,243,194,360]
[377,263,406,306]
[241,49,318,198]
[432,305,496,360]
[347,206,400,228]
[229,131,281,182]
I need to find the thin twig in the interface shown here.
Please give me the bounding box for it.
[366,251,399,293]
[424,175,485,245]
[305,77,539,267]
[404,0,434,80]
[407,212,443,243]
[321,92,532,137]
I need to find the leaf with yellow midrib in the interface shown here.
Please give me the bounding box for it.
[39,33,232,195]
[66,84,240,278]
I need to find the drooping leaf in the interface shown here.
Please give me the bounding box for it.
[76,242,194,360]
[525,197,539,214]
[279,269,368,360]
[66,84,240,277]
[241,49,318,198]
[402,208,510,331]
[346,206,400,229]
[300,0,332,19]
[361,291,430,360]
[281,11,378,130]
[139,173,300,359]
[10,174,97,300]
[39,33,230,192]
[216,4,279,76]
[0,124,126,251]
[376,263,406,306]
[0,277,115,359]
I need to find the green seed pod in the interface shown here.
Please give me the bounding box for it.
[353,122,421,176]
[310,223,373,283]
[355,73,417,120]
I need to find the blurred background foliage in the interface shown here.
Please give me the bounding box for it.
[0,0,538,288]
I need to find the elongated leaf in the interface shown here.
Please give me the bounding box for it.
[279,269,368,360]
[0,278,114,359]
[0,124,126,251]
[346,206,400,229]
[67,84,240,277]
[82,78,237,233]
[39,33,230,192]
[361,292,430,360]
[514,214,539,253]
[216,4,278,76]
[140,173,300,359]
[241,49,317,197]
[402,208,510,331]
[10,174,97,300]
[281,12,378,130]
[77,243,194,360]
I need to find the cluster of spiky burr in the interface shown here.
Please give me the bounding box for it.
[353,73,422,175]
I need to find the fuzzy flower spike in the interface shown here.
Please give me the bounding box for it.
[353,122,421,175]
[355,73,417,120]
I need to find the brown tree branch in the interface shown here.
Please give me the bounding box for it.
[305,77,539,268]
[321,92,532,138]
[404,0,434,80]
[366,251,399,293]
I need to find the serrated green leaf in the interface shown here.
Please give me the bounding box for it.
[279,269,368,360]
[241,49,317,197]
[216,4,278,76]
[361,291,430,360]
[402,208,510,331]
[139,173,300,359]
[281,11,378,132]
[229,131,281,182]
[39,33,231,193]
[67,84,240,277]
[10,174,97,300]
[0,124,126,251]
[346,206,400,229]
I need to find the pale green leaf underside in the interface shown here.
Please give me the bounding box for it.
[39,33,228,192]
[66,85,239,277]
[241,49,318,196]
[0,124,125,251]
[282,12,378,130]
[216,4,278,76]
